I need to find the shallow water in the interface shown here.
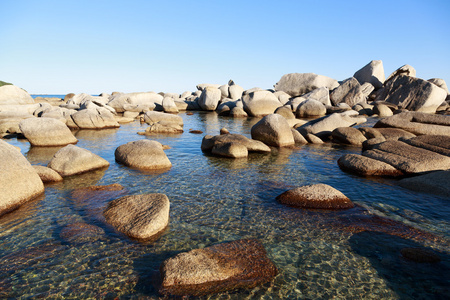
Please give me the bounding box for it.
[1,112,449,299]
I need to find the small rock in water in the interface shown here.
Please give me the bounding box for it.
[189,129,203,134]
[276,184,354,209]
[220,127,230,135]
[60,222,105,244]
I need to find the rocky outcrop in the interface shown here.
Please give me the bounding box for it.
[47,145,110,177]
[375,75,447,113]
[251,114,295,147]
[159,239,278,297]
[385,64,416,84]
[242,90,281,117]
[401,135,450,156]
[0,85,35,105]
[274,73,339,97]
[32,165,63,183]
[19,117,78,146]
[353,60,385,89]
[374,111,450,136]
[297,111,367,139]
[115,140,172,170]
[104,193,170,240]
[0,140,44,216]
[276,184,354,209]
[338,154,403,177]
[70,107,120,129]
[201,134,271,158]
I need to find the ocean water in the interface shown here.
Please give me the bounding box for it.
[1,111,449,299]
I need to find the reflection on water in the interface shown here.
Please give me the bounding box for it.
[1,112,449,299]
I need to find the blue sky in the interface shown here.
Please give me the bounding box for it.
[1,0,449,94]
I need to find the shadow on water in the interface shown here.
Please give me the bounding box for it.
[348,231,450,299]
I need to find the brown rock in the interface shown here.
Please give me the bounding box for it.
[33,165,63,183]
[276,184,354,209]
[60,222,105,244]
[220,127,230,135]
[338,153,403,177]
[332,127,367,145]
[189,129,203,134]
[159,239,278,297]
[212,142,248,158]
[115,140,171,170]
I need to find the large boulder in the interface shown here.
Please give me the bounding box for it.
[330,77,366,107]
[228,84,244,100]
[331,127,367,145]
[143,111,183,128]
[398,170,450,197]
[47,145,110,177]
[385,64,416,84]
[295,99,326,117]
[374,111,450,136]
[70,108,120,129]
[242,90,282,117]
[251,114,295,147]
[107,92,161,113]
[104,193,170,240]
[363,140,450,174]
[274,73,339,97]
[276,184,354,209]
[198,86,221,111]
[0,85,34,105]
[162,97,179,113]
[19,117,78,146]
[375,75,447,113]
[297,111,367,139]
[115,140,171,170]
[353,60,385,89]
[338,154,403,177]
[0,140,44,216]
[159,239,278,297]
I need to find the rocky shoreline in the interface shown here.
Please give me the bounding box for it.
[0,60,449,297]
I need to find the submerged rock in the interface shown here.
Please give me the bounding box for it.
[400,247,441,263]
[0,140,44,216]
[115,140,171,170]
[60,222,105,244]
[398,170,450,197]
[276,184,354,209]
[104,193,170,240]
[159,239,278,297]
[47,144,110,177]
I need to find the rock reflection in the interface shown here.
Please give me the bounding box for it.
[26,146,62,164]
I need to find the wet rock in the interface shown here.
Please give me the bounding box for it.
[276,184,354,209]
[297,111,367,139]
[331,127,367,145]
[19,117,78,146]
[338,154,403,177]
[363,140,450,174]
[376,75,447,113]
[242,90,281,117]
[47,144,110,177]
[251,114,295,147]
[33,165,63,183]
[274,73,339,97]
[159,239,278,297]
[353,60,385,89]
[189,129,203,134]
[398,170,450,197]
[374,111,450,136]
[0,140,44,216]
[400,248,441,263]
[212,142,248,158]
[330,77,366,107]
[115,140,171,170]
[0,85,34,105]
[60,222,105,244]
[296,99,326,117]
[104,193,170,240]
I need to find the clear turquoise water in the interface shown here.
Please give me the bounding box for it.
[1,111,449,299]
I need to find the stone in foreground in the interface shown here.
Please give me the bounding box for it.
[0,140,44,216]
[19,117,78,146]
[47,144,110,177]
[251,114,295,147]
[104,193,170,240]
[276,184,354,209]
[115,140,171,170]
[159,239,278,297]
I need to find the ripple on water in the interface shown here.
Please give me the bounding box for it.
[1,112,449,299]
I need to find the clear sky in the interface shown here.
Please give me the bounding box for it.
[1,0,449,95]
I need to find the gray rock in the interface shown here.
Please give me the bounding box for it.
[338,153,403,177]
[251,114,295,147]
[228,84,244,100]
[162,97,179,114]
[47,144,110,177]
[159,239,278,297]
[19,117,78,146]
[398,170,450,197]
[219,84,230,99]
[385,64,416,84]
[143,111,183,128]
[275,106,295,119]
[273,91,291,105]
[305,133,323,144]
[332,127,367,145]
[198,86,221,111]
[373,103,393,117]
[400,135,450,156]
[107,92,161,113]
[201,134,271,156]
[115,140,172,170]
[274,73,339,97]
[104,193,170,240]
[242,90,281,117]
[291,128,308,144]
[70,108,120,129]
[428,78,449,95]
[330,77,366,107]
[0,140,44,216]
[296,99,326,117]
[353,60,385,89]
[196,83,221,91]
[212,142,248,158]
[376,75,447,113]
[229,106,248,118]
